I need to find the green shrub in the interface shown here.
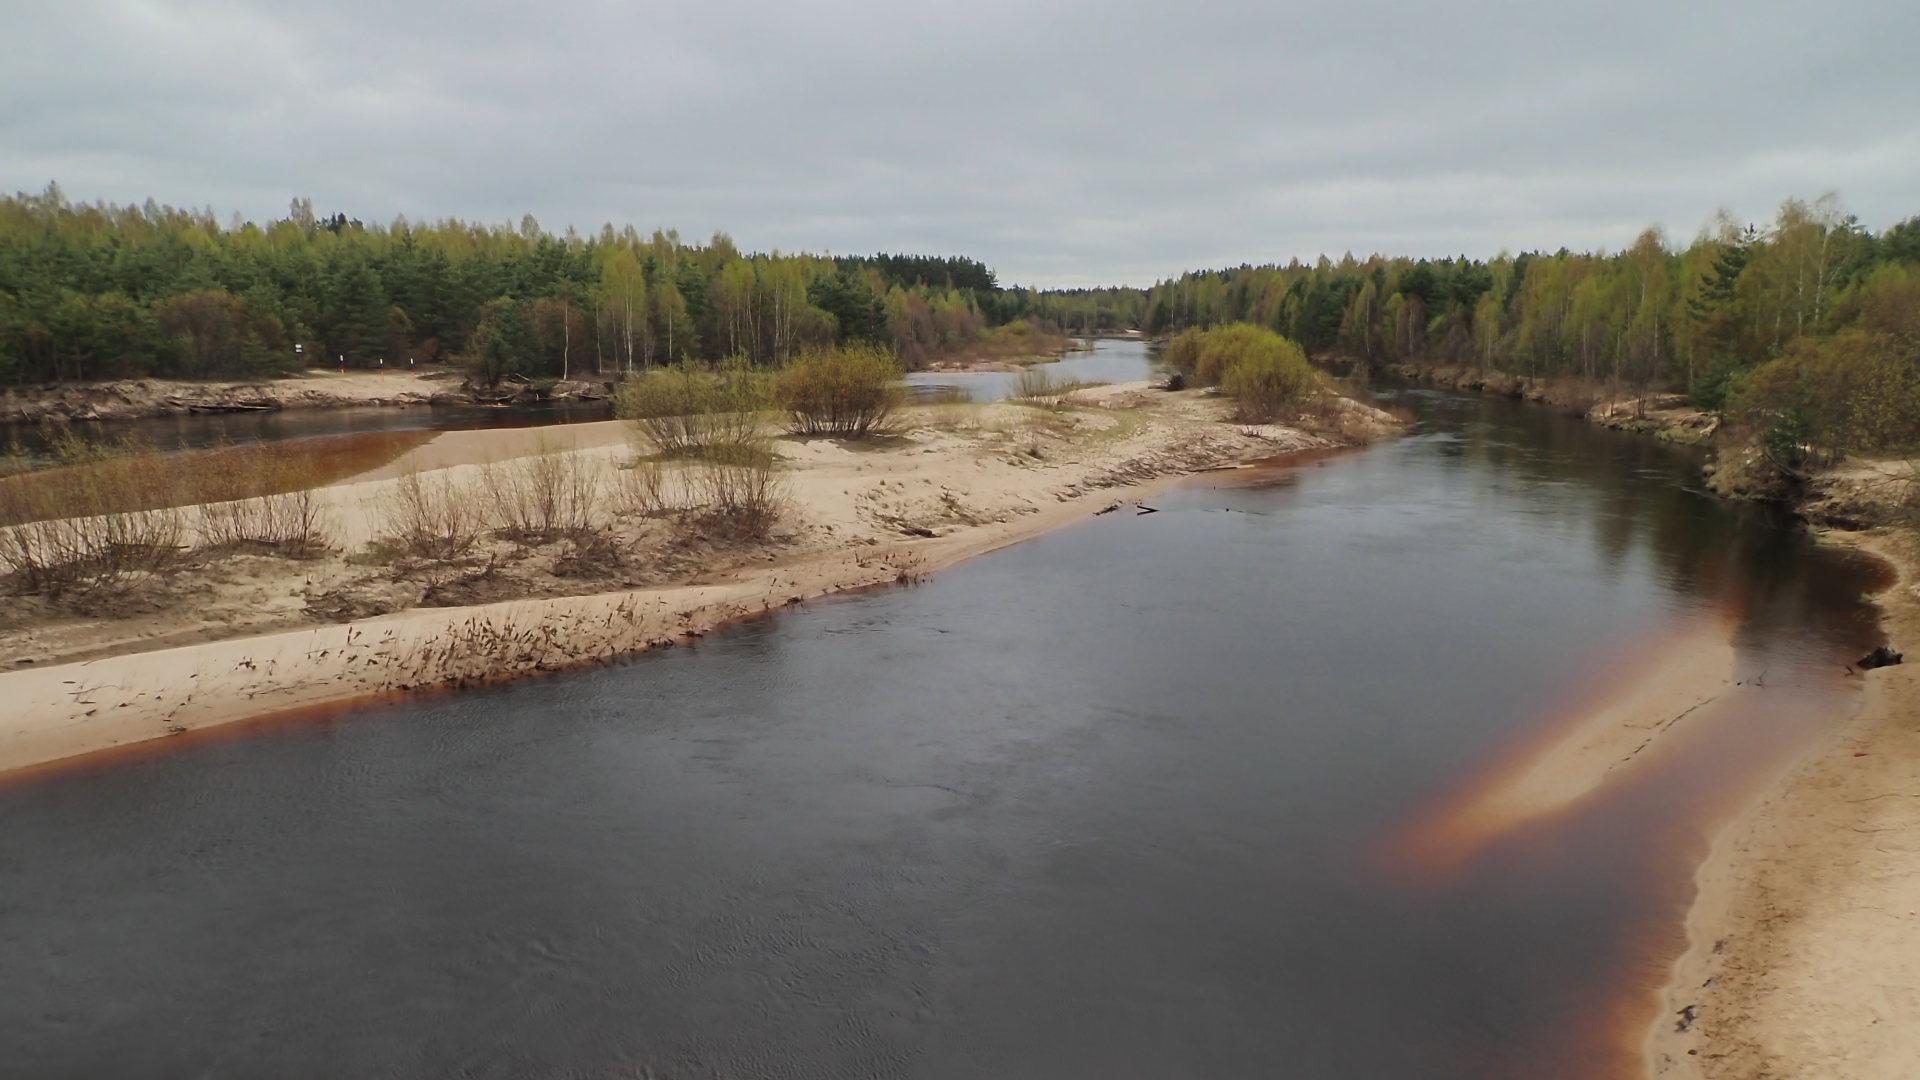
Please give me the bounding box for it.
[1219,331,1317,422]
[1728,329,1920,461]
[775,344,904,438]
[1165,327,1206,381]
[1194,323,1288,387]
[615,359,771,458]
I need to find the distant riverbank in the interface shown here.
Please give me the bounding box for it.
[1381,362,1718,445]
[1,368,615,425]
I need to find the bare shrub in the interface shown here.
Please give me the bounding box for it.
[616,359,770,458]
[191,450,335,554]
[195,489,334,554]
[692,457,786,540]
[775,344,904,438]
[483,446,601,543]
[1006,365,1088,408]
[0,435,187,598]
[379,468,484,559]
[610,457,694,518]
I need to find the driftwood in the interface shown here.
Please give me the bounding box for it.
[1858,646,1904,670]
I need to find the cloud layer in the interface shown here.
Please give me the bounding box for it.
[4,0,1916,285]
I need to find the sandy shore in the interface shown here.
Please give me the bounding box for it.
[0,384,1398,776]
[1647,528,1920,1079]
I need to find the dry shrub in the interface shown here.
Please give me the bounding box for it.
[194,488,333,554]
[775,344,905,438]
[610,457,695,518]
[0,436,186,598]
[483,446,601,543]
[190,449,336,553]
[616,359,770,458]
[380,468,484,559]
[692,457,786,540]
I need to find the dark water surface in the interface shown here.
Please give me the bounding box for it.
[0,386,1886,1079]
[1,397,614,461]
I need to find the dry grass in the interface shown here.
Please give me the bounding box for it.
[1006,365,1086,406]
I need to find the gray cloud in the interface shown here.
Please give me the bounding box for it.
[3,0,1916,285]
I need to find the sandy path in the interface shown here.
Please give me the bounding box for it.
[1648,529,1920,1079]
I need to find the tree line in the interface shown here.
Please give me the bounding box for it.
[0,185,1119,385]
[1140,194,1920,456]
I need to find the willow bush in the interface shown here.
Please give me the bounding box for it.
[775,344,904,438]
[1219,333,1318,423]
[615,359,771,458]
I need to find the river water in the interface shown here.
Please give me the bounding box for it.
[0,398,616,461]
[905,339,1161,401]
[0,384,1886,1079]
[5,340,1155,462]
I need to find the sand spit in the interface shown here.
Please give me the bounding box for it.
[0,383,1402,775]
[1648,529,1920,1079]
[1383,618,1739,882]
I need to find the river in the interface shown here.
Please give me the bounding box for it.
[4,340,1159,463]
[0,382,1885,1078]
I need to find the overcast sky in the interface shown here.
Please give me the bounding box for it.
[3,1,1916,287]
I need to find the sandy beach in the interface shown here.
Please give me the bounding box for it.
[0,383,1399,776]
[1647,528,1920,1079]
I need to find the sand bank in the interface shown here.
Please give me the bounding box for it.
[0,384,1398,775]
[1382,617,1740,883]
[1647,529,1920,1079]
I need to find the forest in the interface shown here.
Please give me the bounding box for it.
[0,185,1125,386]
[1140,195,1920,458]
[5,183,1916,459]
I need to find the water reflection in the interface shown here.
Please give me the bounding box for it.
[1,397,614,462]
[905,338,1163,402]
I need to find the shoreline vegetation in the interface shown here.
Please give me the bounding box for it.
[0,361,1405,776]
